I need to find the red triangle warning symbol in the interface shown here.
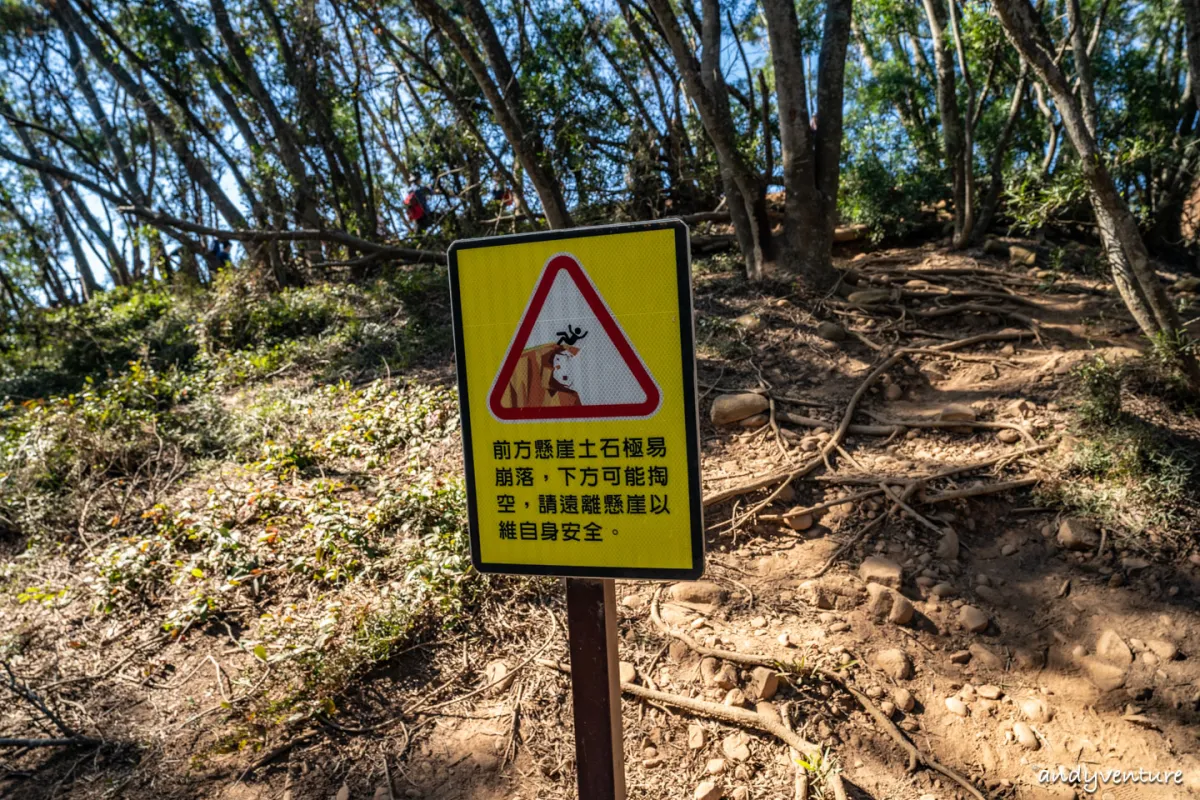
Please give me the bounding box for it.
[488,253,662,421]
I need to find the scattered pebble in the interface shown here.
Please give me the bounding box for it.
[1013,721,1039,750]
[958,605,990,633]
[875,648,914,680]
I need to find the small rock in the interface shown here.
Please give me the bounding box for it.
[945,696,968,717]
[977,684,1003,700]
[373,786,390,800]
[969,643,1004,670]
[706,758,727,775]
[1146,639,1178,661]
[880,700,897,717]
[1057,518,1099,551]
[997,428,1021,444]
[1121,556,1151,571]
[714,663,739,691]
[930,582,956,598]
[785,512,814,531]
[711,393,770,426]
[730,787,749,800]
[748,667,779,701]
[816,321,847,342]
[1082,656,1127,691]
[621,593,648,609]
[750,615,767,629]
[859,556,903,588]
[1172,276,1200,292]
[695,780,722,800]
[337,785,351,800]
[1000,542,1019,557]
[888,593,915,625]
[670,581,728,605]
[619,661,637,684]
[937,529,960,561]
[643,756,663,768]
[724,688,749,708]
[959,605,990,633]
[885,384,904,401]
[739,413,769,428]
[1096,630,1133,667]
[950,650,972,664]
[875,648,913,680]
[722,732,751,762]
[1013,721,1039,749]
[1020,696,1052,722]
[894,688,916,712]
[484,660,515,693]
[688,724,708,749]
[777,632,794,647]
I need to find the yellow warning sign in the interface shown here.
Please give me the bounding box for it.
[448,220,703,579]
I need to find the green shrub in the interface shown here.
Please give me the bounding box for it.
[1075,356,1123,426]
[0,285,198,400]
[840,153,943,243]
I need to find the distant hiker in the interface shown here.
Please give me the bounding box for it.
[208,238,232,267]
[404,183,432,231]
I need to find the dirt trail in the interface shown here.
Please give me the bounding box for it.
[3,244,1199,800]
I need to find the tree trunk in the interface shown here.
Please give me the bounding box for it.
[921,0,970,245]
[974,63,1029,240]
[993,0,1200,388]
[645,0,769,278]
[413,0,573,230]
[208,0,323,268]
[760,0,849,289]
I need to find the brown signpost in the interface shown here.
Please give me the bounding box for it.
[448,221,703,800]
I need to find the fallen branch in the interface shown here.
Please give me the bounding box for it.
[535,658,820,759]
[117,206,443,263]
[0,737,100,748]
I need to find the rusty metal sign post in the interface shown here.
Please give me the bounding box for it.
[448,221,703,800]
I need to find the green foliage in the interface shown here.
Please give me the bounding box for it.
[0,285,198,400]
[1075,356,1123,426]
[1003,164,1091,235]
[1042,357,1200,528]
[201,273,351,352]
[840,153,944,242]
